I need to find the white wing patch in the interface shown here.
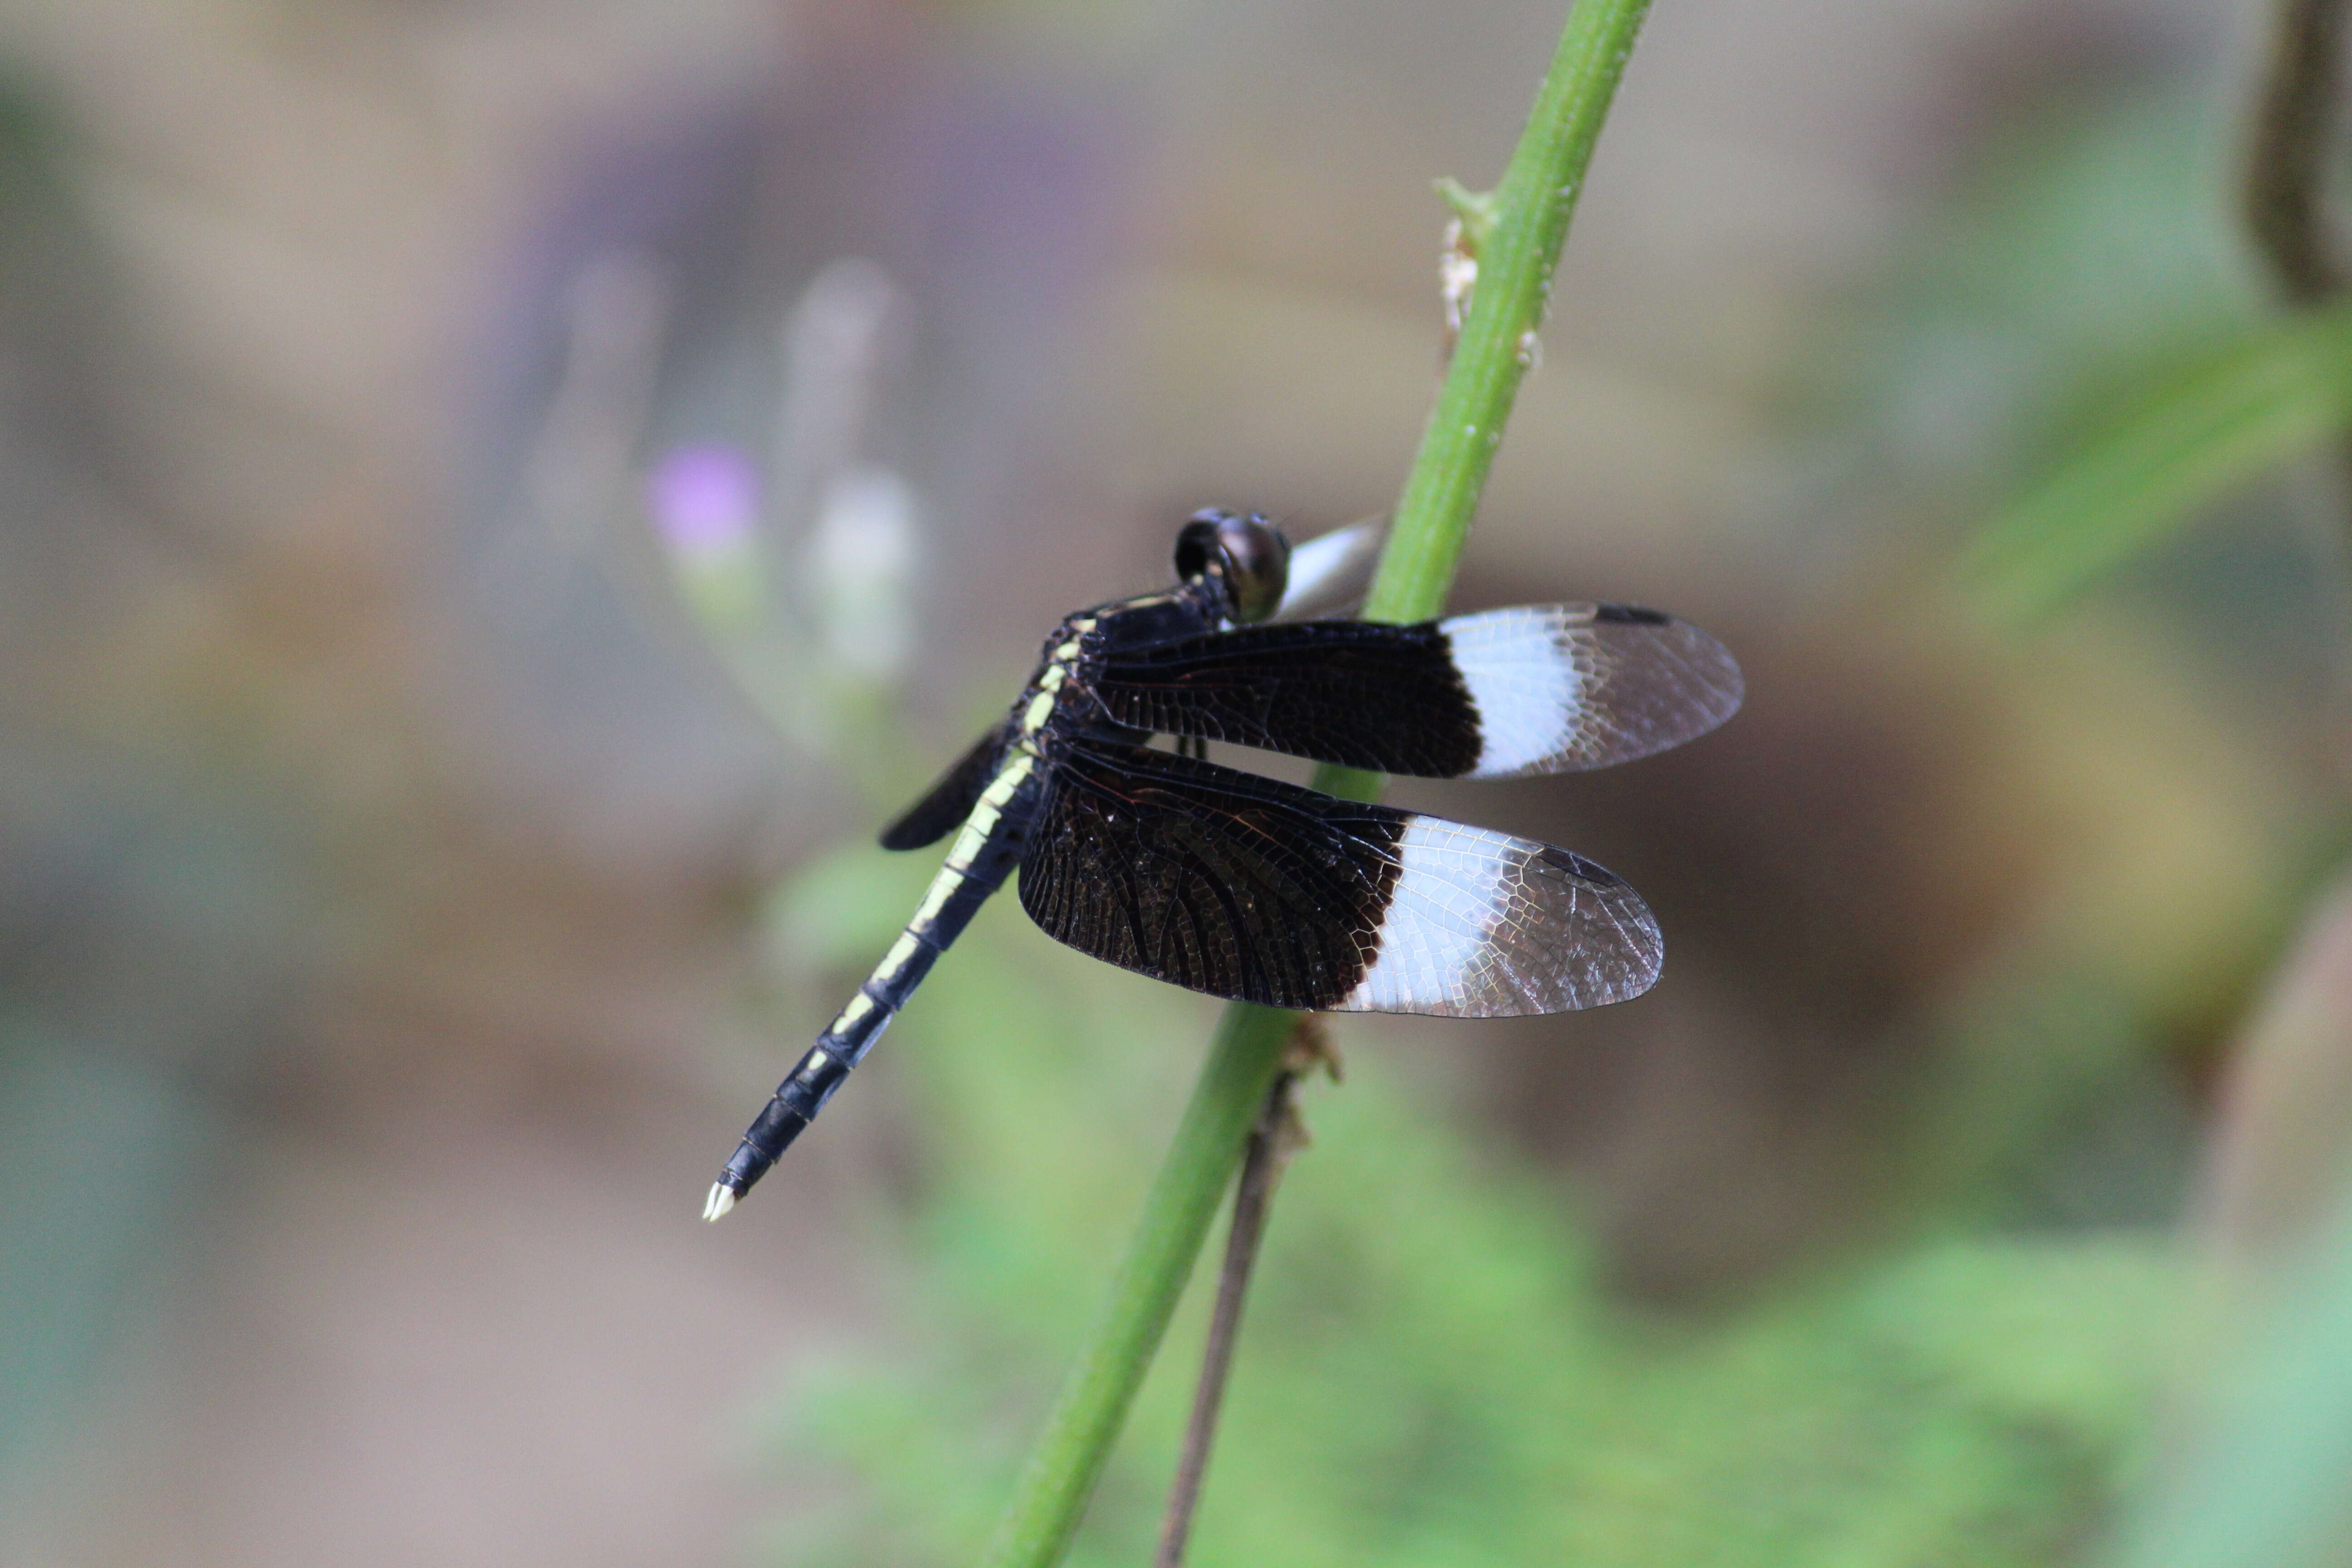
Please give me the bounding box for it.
[1342,818,1509,1011]
[1441,603,1744,778]
[1337,816,1661,1016]
[1444,608,1581,778]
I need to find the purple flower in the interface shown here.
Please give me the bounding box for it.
[648,444,760,557]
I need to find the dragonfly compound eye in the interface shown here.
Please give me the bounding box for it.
[1176,509,1289,625]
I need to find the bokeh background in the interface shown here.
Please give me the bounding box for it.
[6,0,2352,1563]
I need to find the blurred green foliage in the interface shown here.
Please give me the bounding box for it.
[2103,1183,2352,1568]
[1861,87,2352,627]
[1841,90,2259,504]
[755,845,2176,1568]
[1965,294,2352,623]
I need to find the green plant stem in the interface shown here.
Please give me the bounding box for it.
[975,4,1655,1564]
[978,1003,1295,1568]
[1361,0,1657,632]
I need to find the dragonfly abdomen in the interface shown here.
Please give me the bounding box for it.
[706,752,1049,1218]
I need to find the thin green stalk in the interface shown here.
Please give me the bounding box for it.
[1363,0,1656,634]
[976,5,1655,1564]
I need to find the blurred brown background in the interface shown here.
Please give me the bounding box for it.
[0,0,2324,1563]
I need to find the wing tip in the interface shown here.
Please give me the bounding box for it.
[1536,844,1664,1006]
[1604,605,1743,696]
[1574,608,1746,764]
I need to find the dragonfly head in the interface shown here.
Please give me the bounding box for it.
[1175,509,1290,626]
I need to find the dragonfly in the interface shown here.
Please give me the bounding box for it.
[706,510,1741,1218]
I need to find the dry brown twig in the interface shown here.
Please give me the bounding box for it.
[1152,1019,1339,1568]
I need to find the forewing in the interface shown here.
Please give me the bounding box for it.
[877,725,1009,851]
[1272,517,1384,620]
[1093,619,1485,776]
[1017,741,1660,1014]
[1093,605,1741,779]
